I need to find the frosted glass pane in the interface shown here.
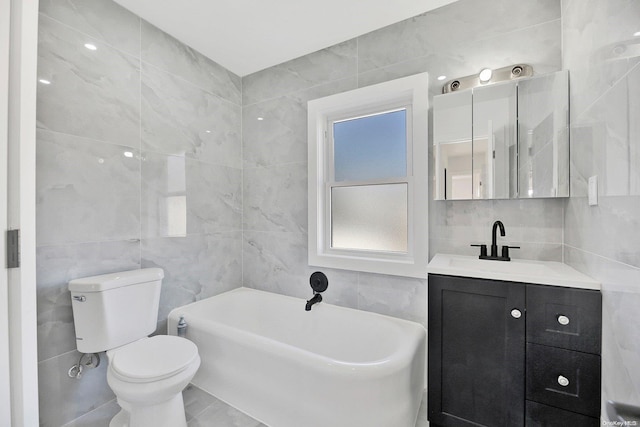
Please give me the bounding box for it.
[333,109,407,181]
[331,184,407,252]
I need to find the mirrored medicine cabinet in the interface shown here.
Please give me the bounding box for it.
[433,70,569,200]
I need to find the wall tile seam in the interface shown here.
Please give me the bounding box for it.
[355,56,430,82]
[37,347,88,365]
[242,160,307,172]
[242,230,306,236]
[242,226,307,234]
[138,19,144,269]
[241,39,357,82]
[140,233,245,243]
[571,59,639,124]
[564,243,640,272]
[37,12,142,63]
[462,16,563,48]
[61,398,118,427]
[240,75,357,108]
[35,231,244,250]
[356,17,563,75]
[35,237,143,250]
[140,148,243,170]
[140,59,242,108]
[141,230,244,241]
[37,13,242,108]
[35,127,142,150]
[35,238,143,250]
[239,84,246,289]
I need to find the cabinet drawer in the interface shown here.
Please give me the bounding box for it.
[526,343,601,418]
[526,285,601,354]
[525,400,599,426]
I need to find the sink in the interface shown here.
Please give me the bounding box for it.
[448,257,559,277]
[428,254,600,290]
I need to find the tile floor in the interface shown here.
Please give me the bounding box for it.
[62,384,429,427]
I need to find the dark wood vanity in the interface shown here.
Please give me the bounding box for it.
[427,269,602,426]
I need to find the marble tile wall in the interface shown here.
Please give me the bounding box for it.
[35,1,242,425]
[561,0,640,418]
[241,0,564,319]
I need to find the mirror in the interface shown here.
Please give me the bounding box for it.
[433,70,569,200]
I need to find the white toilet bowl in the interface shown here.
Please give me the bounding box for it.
[106,335,200,427]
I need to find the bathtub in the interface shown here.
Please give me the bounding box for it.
[168,287,425,427]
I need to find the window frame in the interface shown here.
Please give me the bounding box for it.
[307,73,429,278]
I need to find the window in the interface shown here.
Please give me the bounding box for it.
[308,73,429,278]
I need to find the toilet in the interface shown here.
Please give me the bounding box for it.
[69,268,200,427]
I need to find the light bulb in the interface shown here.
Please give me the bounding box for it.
[479,68,493,82]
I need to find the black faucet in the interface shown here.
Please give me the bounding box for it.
[305,271,328,311]
[470,220,519,261]
[305,293,323,311]
[491,220,505,257]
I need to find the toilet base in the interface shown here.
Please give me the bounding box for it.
[109,393,187,427]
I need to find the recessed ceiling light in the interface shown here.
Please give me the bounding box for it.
[84,43,97,50]
[437,75,447,81]
[257,117,264,121]
[478,68,493,83]
[38,79,51,85]
[205,130,211,133]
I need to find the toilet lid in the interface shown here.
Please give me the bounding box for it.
[110,335,198,383]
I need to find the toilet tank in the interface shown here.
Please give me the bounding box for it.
[69,268,164,353]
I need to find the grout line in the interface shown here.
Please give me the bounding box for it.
[242,75,356,108]
[38,348,81,365]
[573,60,640,123]
[60,399,118,427]
[37,13,140,62]
[141,59,241,108]
[242,160,308,172]
[36,127,138,149]
[241,76,245,289]
[564,244,640,272]
[139,16,143,268]
[469,17,562,47]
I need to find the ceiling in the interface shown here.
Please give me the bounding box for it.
[114,0,458,77]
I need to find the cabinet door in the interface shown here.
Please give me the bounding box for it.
[428,274,526,426]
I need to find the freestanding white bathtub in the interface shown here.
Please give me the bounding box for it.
[168,287,425,427]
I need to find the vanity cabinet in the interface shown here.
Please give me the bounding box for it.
[428,274,601,427]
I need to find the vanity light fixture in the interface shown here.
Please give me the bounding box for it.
[478,68,493,83]
[38,79,51,85]
[441,64,533,93]
[84,43,97,50]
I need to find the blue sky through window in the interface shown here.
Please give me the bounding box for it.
[333,109,407,181]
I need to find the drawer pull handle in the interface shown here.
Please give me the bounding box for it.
[557,375,570,387]
[73,295,86,302]
[510,309,522,319]
[557,315,570,326]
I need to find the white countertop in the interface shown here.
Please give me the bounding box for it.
[427,254,601,290]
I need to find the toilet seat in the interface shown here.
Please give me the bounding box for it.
[110,335,199,383]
